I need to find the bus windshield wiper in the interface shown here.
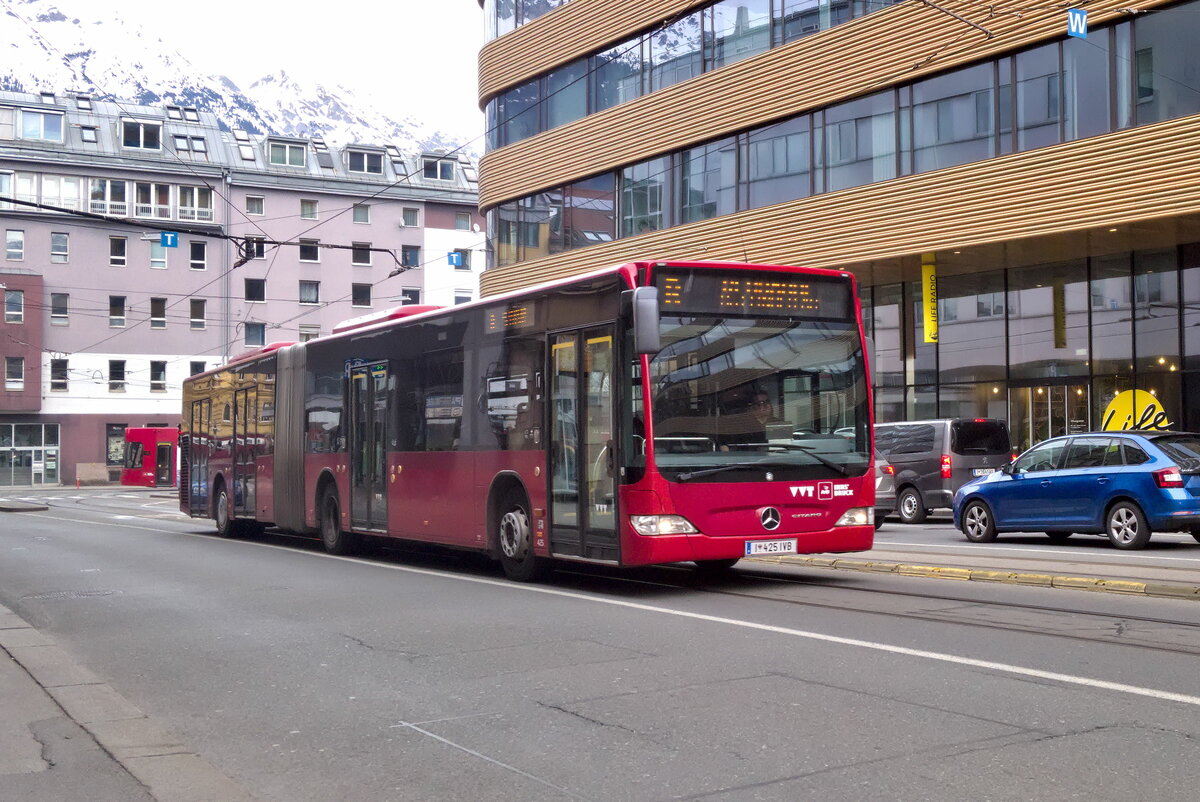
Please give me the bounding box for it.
[676,460,803,482]
[763,443,853,476]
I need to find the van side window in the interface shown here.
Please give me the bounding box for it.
[874,428,895,455]
[889,424,936,455]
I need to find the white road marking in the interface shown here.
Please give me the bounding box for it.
[26,511,1200,709]
[883,541,1200,563]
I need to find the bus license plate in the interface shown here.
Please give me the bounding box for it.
[973,468,998,477]
[745,538,798,556]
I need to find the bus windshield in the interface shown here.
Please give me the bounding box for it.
[644,315,870,482]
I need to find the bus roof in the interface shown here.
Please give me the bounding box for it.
[332,305,443,334]
[228,341,296,364]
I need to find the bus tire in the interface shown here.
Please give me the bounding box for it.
[319,487,357,556]
[497,490,548,582]
[214,484,238,538]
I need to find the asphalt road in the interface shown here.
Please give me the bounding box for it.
[3,490,1200,800]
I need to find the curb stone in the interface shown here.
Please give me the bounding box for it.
[753,556,1200,601]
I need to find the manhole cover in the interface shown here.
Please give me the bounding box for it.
[22,589,120,601]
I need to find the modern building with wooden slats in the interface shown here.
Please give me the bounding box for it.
[477,0,1200,447]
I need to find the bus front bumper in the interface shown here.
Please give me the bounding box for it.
[622,525,875,566]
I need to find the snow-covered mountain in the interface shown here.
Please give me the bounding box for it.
[0,0,472,155]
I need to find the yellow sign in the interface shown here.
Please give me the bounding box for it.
[1101,390,1172,432]
[921,261,938,343]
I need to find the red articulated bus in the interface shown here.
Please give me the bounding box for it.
[121,427,179,488]
[180,261,874,580]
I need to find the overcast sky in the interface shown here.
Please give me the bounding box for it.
[78,0,487,143]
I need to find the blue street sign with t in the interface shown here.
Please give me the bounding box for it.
[1067,8,1087,38]
[447,251,463,267]
[160,232,179,248]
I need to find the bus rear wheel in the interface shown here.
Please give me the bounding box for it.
[214,485,238,538]
[320,487,357,556]
[497,490,547,582]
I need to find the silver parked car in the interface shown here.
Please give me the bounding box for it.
[874,454,895,529]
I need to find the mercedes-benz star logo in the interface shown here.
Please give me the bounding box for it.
[760,507,781,531]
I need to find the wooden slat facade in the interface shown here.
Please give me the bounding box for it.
[478,0,1167,212]
[479,113,1200,296]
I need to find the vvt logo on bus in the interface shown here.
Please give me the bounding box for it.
[790,482,834,499]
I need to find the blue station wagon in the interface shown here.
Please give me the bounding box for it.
[952,431,1200,550]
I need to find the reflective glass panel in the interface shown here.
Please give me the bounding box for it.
[1008,260,1089,379]
[1063,34,1111,141]
[910,63,994,173]
[822,91,896,192]
[746,116,811,208]
[546,59,588,130]
[1133,249,1179,373]
[1134,4,1200,125]
[708,0,772,70]
[936,269,1006,382]
[678,137,737,223]
[649,12,702,92]
[1090,253,1133,375]
[1017,43,1061,151]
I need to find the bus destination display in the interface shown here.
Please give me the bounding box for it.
[656,270,851,318]
[485,302,534,333]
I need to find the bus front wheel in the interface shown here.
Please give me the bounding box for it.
[497,490,548,582]
[320,487,357,555]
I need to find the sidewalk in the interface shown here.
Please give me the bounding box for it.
[0,603,253,802]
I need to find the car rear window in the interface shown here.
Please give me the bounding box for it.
[951,420,1010,454]
[1152,435,1200,470]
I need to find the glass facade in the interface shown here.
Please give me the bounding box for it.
[859,244,1200,452]
[489,1,1200,270]
[0,423,60,485]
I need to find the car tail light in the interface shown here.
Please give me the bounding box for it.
[1011,453,1018,463]
[880,464,894,476]
[940,454,952,479]
[1154,467,1185,488]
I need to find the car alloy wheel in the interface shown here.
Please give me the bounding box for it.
[1107,502,1151,550]
[962,501,997,543]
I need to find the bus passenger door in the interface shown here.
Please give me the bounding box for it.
[548,327,617,561]
[154,442,173,487]
[233,387,257,515]
[349,363,389,532]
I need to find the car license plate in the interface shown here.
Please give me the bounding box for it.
[973,468,997,477]
[745,538,798,556]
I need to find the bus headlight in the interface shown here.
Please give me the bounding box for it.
[835,507,873,527]
[630,515,699,536]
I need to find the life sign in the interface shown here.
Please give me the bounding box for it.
[1101,389,1172,431]
[1067,8,1088,38]
[160,232,179,248]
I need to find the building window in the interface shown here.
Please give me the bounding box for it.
[399,288,421,305]
[189,241,207,270]
[189,361,205,376]
[348,151,383,174]
[122,120,161,149]
[190,136,207,153]
[352,204,370,223]
[166,106,183,120]
[5,357,23,391]
[109,296,126,327]
[299,239,320,262]
[190,299,206,330]
[5,289,24,323]
[269,141,306,167]
[299,281,320,305]
[50,232,69,263]
[109,236,127,266]
[401,245,421,267]
[134,182,172,218]
[5,230,23,260]
[50,293,69,325]
[352,242,372,265]
[21,109,64,142]
[352,283,372,307]
[452,249,472,270]
[245,196,264,215]
[50,359,68,391]
[183,107,200,122]
[80,126,98,143]
[245,278,266,302]
[454,291,472,305]
[455,212,471,230]
[247,236,266,259]
[75,94,92,110]
[423,158,455,180]
[245,323,265,347]
[43,175,83,210]
[178,187,214,221]
[150,242,167,269]
[108,360,126,392]
[90,178,128,215]
[298,325,320,342]
[150,297,167,329]
[402,207,420,227]
[300,198,318,219]
[172,134,189,149]
[238,143,256,161]
[150,361,167,392]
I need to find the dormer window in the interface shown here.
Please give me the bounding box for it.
[122,120,161,149]
[40,92,55,104]
[422,158,455,180]
[80,126,98,143]
[75,95,92,110]
[347,150,383,174]
[183,108,200,122]
[269,140,306,167]
[165,106,183,120]
[21,109,64,142]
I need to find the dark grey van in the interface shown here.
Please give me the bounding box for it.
[875,419,1012,523]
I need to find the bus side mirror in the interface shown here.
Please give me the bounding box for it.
[632,286,661,355]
